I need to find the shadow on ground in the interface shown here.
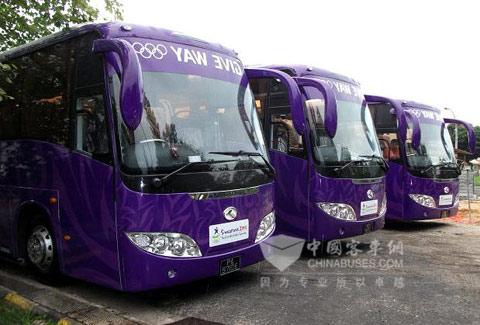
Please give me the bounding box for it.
[0,257,260,310]
[383,220,450,232]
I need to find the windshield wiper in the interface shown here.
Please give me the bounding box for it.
[359,154,390,172]
[420,162,457,174]
[334,159,367,173]
[155,159,236,187]
[208,150,276,176]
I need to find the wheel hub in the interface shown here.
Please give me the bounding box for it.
[27,225,54,272]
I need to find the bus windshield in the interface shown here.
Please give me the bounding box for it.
[113,71,267,175]
[307,98,382,173]
[405,120,456,168]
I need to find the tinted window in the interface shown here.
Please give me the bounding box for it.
[249,78,304,158]
[0,42,73,144]
[75,94,109,155]
[72,34,110,163]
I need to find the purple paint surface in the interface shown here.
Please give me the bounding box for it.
[367,95,464,221]
[0,23,274,291]
[248,65,386,241]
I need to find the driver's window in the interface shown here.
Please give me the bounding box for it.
[75,94,109,155]
[369,103,402,163]
[72,33,110,163]
[270,113,303,156]
[250,77,305,158]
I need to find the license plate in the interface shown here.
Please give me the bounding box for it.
[439,195,453,206]
[360,199,378,216]
[220,256,241,276]
[441,210,450,218]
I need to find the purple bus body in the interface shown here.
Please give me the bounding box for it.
[366,96,476,221]
[247,65,386,241]
[0,23,274,291]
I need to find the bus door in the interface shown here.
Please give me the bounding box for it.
[247,73,311,237]
[368,101,406,215]
[58,34,118,287]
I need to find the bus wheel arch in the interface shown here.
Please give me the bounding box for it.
[15,202,58,274]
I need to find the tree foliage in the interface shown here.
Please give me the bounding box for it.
[0,0,123,101]
[0,0,124,52]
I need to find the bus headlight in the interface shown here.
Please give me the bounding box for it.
[379,193,387,217]
[317,203,356,221]
[409,194,436,208]
[126,232,202,257]
[255,211,275,243]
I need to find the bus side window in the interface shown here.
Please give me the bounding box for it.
[72,33,110,163]
[269,80,304,158]
[270,113,304,157]
[75,95,109,156]
[249,77,305,158]
[369,103,402,163]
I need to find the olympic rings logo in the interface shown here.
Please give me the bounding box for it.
[132,42,168,60]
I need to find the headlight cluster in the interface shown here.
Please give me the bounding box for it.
[255,211,275,243]
[317,203,356,221]
[127,232,202,257]
[379,193,387,217]
[409,194,436,208]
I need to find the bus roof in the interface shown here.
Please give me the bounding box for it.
[259,64,360,86]
[400,100,441,113]
[367,95,441,114]
[0,22,238,61]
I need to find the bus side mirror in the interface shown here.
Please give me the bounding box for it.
[294,77,337,138]
[444,118,477,153]
[403,110,421,151]
[245,68,305,135]
[93,39,144,130]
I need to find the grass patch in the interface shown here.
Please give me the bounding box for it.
[474,175,480,187]
[0,300,56,325]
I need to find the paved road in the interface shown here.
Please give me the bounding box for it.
[1,220,480,325]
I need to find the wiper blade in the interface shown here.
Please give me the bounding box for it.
[359,154,390,172]
[156,159,236,187]
[420,162,457,174]
[334,159,366,172]
[208,150,276,176]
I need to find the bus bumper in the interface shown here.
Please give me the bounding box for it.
[119,240,265,292]
[312,212,385,241]
[399,201,459,221]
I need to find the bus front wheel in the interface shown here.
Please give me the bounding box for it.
[25,217,61,283]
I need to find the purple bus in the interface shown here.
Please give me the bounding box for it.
[246,66,387,242]
[0,23,276,291]
[366,96,476,221]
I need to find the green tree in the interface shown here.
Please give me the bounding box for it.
[0,0,123,101]
[0,0,123,53]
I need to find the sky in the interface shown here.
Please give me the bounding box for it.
[114,0,480,125]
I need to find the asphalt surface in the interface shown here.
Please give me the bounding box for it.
[1,219,480,325]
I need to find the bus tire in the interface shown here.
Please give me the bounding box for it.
[25,216,62,285]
